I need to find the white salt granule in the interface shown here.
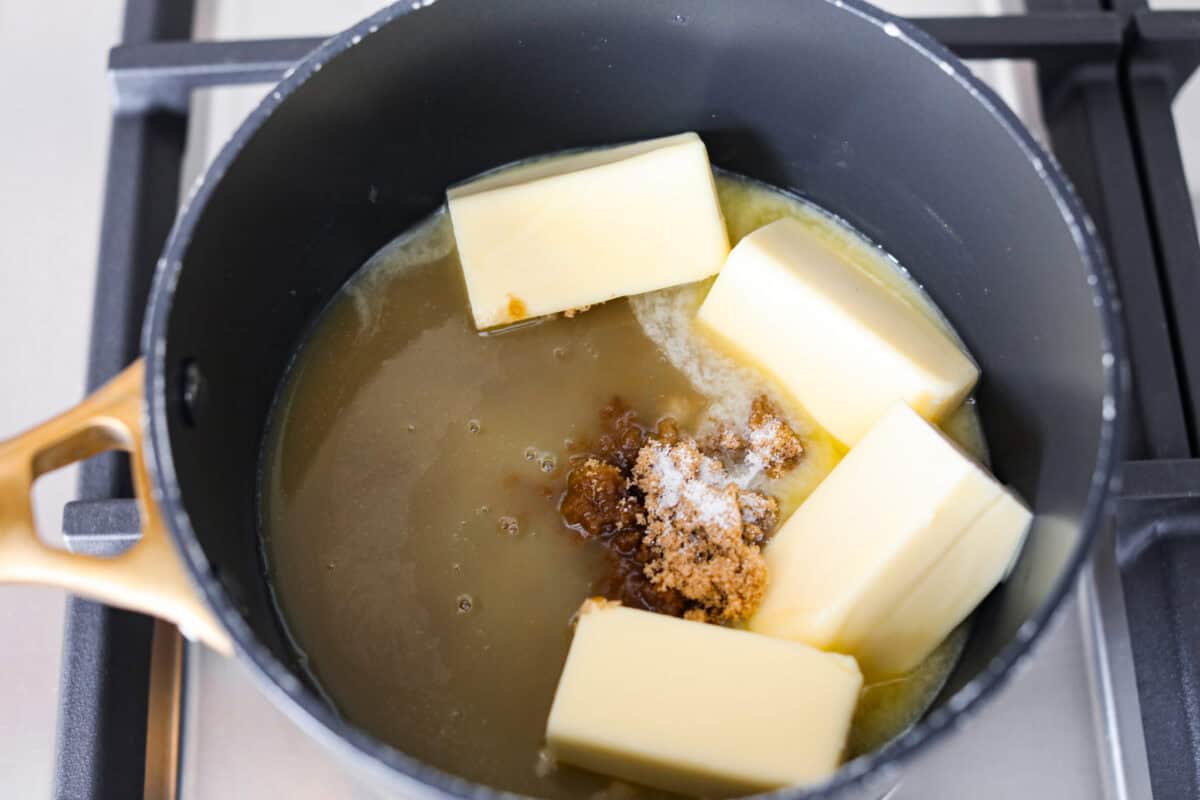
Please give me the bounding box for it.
[681,480,739,528]
[649,441,687,509]
[641,440,742,529]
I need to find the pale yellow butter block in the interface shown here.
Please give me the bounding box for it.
[749,403,1031,679]
[447,132,729,329]
[856,489,1031,677]
[546,603,862,796]
[695,217,978,446]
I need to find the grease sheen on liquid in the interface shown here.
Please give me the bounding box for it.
[260,173,984,799]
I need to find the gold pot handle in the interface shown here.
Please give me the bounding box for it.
[0,359,232,655]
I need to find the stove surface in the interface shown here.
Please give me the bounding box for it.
[174,5,1135,797]
[29,1,1200,798]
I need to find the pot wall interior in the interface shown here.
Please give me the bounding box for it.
[160,0,1109,759]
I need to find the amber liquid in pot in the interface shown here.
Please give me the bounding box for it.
[260,172,985,798]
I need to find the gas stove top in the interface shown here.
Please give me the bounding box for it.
[53,1,1200,798]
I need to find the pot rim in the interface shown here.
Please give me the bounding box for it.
[141,1,1127,797]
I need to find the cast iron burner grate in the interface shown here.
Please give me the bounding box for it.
[53,1,1200,798]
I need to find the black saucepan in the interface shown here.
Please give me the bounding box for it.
[0,1,1123,797]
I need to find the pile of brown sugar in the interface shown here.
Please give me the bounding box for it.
[699,395,805,479]
[559,395,803,624]
[633,438,777,622]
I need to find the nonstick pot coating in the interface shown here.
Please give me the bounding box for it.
[143,1,1121,797]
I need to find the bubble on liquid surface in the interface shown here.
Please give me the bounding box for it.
[539,455,556,473]
[524,446,538,461]
[456,594,474,614]
[467,418,481,433]
[498,515,519,536]
[535,747,557,778]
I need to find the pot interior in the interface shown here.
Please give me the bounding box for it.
[154,0,1113,789]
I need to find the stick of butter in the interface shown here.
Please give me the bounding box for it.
[749,403,1031,679]
[696,218,978,446]
[546,602,862,796]
[447,133,729,329]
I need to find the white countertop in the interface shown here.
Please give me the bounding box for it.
[0,4,119,796]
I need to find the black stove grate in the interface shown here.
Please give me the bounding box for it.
[54,1,1200,798]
